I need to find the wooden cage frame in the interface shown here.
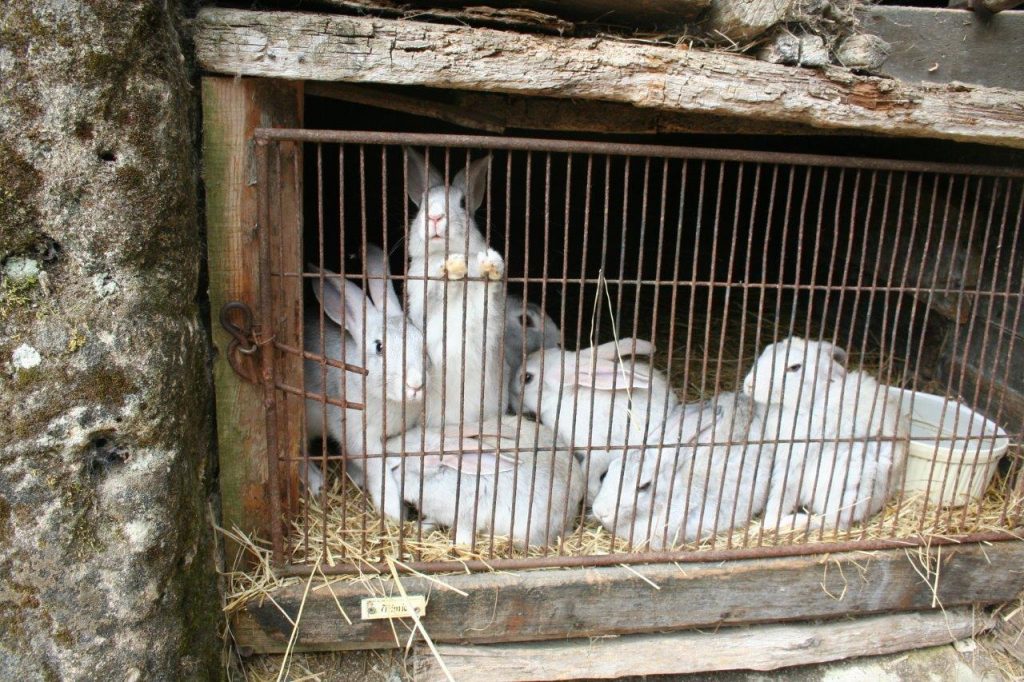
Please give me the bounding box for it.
[199,7,1024,676]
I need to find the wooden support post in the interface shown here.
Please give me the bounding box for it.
[194,8,1024,149]
[202,77,303,558]
[412,608,991,681]
[229,541,1024,654]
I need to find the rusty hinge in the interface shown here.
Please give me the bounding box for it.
[220,301,263,384]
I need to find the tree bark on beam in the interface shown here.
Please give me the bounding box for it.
[194,8,1024,149]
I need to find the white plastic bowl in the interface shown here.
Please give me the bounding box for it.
[886,388,1009,507]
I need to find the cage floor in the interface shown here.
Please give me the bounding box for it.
[282,467,1021,570]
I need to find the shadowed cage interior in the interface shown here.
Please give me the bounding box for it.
[254,129,1024,575]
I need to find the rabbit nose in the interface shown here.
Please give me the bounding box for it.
[406,376,423,391]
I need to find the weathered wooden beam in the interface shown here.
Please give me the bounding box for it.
[194,9,1024,149]
[861,6,1024,92]
[202,77,302,558]
[230,540,1024,653]
[314,0,577,35]
[410,0,709,25]
[412,608,991,681]
[309,82,869,136]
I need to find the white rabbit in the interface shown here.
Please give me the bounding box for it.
[504,294,561,377]
[510,338,681,506]
[385,416,585,547]
[403,148,508,428]
[742,336,907,532]
[593,392,774,550]
[303,245,428,521]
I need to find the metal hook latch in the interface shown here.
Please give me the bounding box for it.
[220,301,261,384]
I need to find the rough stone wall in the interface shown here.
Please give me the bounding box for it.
[0,1,219,678]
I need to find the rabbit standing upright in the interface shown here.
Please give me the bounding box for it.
[403,148,508,428]
[303,246,428,521]
[592,392,773,550]
[742,336,907,532]
[385,416,585,547]
[511,338,681,506]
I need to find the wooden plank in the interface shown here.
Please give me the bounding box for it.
[316,0,577,35]
[308,82,858,136]
[405,0,710,25]
[412,608,991,681]
[861,6,1024,92]
[229,540,1024,653]
[202,77,302,557]
[194,9,1024,149]
[458,91,864,136]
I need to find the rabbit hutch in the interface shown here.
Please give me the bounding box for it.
[198,2,1024,678]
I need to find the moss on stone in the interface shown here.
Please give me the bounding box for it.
[0,274,39,321]
[7,364,137,441]
[0,144,43,261]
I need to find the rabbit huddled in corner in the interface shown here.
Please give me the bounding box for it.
[742,336,907,533]
[385,416,585,548]
[510,338,681,506]
[593,392,774,550]
[504,294,561,377]
[303,245,427,522]
[403,148,508,428]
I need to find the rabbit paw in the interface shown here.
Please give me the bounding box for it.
[443,254,468,280]
[476,249,504,281]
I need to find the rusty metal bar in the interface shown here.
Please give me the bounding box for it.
[276,532,1024,576]
[254,129,1024,179]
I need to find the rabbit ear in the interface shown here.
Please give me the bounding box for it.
[828,343,849,367]
[311,269,366,342]
[453,155,490,212]
[363,245,402,314]
[405,147,442,207]
[439,452,517,475]
[586,338,656,361]
[575,359,652,391]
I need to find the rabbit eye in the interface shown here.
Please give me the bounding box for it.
[458,196,466,210]
[638,481,652,493]
[786,363,802,373]
[523,372,534,385]
[374,340,383,355]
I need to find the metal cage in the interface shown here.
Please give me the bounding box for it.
[249,129,1024,576]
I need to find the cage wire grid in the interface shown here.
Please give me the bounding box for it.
[252,129,1024,576]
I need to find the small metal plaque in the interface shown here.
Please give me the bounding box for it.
[360,595,426,620]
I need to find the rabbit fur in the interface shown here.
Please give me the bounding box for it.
[403,148,508,428]
[303,246,428,521]
[510,338,681,506]
[385,416,585,547]
[742,336,907,532]
[593,392,773,550]
[504,294,561,377]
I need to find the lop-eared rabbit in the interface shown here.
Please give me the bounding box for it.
[742,336,907,532]
[385,416,585,548]
[403,148,507,428]
[510,338,681,505]
[303,246,427,521]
